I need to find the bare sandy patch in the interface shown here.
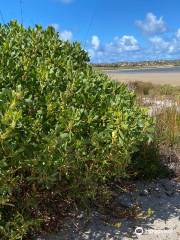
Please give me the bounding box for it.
[107,72,180,86]
[36,179,180,240]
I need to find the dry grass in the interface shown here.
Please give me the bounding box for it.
[131,82,180,155]
[132,82,180,148]
[155,105,180,148]
[128,81,180,179]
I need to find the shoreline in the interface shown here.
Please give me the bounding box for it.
[102,65,176,72]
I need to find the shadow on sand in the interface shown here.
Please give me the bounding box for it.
[37,179,180,240]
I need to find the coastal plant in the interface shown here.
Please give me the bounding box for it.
[155,105,180,148]
[0,21,154,239]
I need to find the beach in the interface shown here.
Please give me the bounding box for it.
[105,66,180,86]
[107,72,180,86]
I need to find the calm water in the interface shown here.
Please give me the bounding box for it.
[106,66,180,74]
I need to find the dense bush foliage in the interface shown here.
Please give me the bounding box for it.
[0,21,154,239]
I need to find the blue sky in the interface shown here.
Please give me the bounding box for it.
[1,0,180,62]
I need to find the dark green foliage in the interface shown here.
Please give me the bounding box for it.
[131,142,170,179]
[0,21,153,239]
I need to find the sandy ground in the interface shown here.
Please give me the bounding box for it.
[107,72,180,86]
[36,179,180,240]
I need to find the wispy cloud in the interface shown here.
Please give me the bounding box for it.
[136,13,167,35]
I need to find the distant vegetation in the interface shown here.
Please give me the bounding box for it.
[0,22,156,239]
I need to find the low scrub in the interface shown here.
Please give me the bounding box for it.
[0,21,153,239]
[131,82,180,179]
[155,105,180,148]
[129,81,180,97]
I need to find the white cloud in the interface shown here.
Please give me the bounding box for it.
[136,13,167,35]
[104,35,140,58]
[176,28,180,39]
[149,36,170,51]
[88,31,180,63]
[60,30,73,41]
[91,35,100,50]
[50,24,73,41]
[149,36,180,54]
[88,35,140,62]
[112,35,140,51]
[168,39,180,54]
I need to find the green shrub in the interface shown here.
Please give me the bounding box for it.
[0,21,153,239]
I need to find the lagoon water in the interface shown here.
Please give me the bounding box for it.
[106,66,180,74]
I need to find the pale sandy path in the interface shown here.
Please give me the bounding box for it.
[107,72,180,86]
[36,179,180,240]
